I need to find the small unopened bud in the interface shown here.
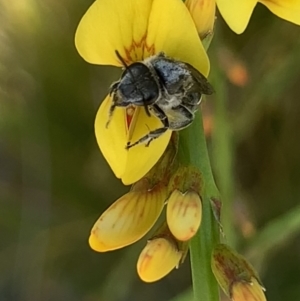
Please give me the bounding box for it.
[211,244,266,301]
[185,0,216,39]
[166,189,202,241]
[137,237,182,282]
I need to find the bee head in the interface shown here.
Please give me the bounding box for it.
[114,51,160,115]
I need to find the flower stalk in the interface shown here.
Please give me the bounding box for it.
[178,111,220,301]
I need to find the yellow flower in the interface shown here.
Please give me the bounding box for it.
[166,189,202,241]
[137,237,182,282]
[185,0,216,38]
[232,278,267,301]
[217,0,300,34]
[89,180,167,252]
[75,0,209,185]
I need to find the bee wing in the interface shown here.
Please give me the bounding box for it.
[183,62,214,95]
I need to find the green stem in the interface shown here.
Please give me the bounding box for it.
[211,69,236,246]
[178,111,220,301]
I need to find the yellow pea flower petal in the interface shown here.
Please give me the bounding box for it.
[75,0,209,74]
[166,189,202,241]
[217,0,300,34]
[75,0,153,66]
[95,95,172,185]
[260,0,300,25]
[232,278,267,301]
[217,0,257,34]
[137,237,182,282]
[89,185,166,252]
[146,0,210,75]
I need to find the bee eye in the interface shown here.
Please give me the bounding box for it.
[121,83,135,95]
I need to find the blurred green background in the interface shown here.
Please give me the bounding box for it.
[1,1,300,300]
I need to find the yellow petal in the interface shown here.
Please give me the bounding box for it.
[95,95,172,185]
[147,0,210,75]
[217,0,257,34]
[166,190,202,241]
[232,278,267,301]
[95,95,127,179]
[89,186,166,252]
[75,0,209,74]
[260,0,300,25]
[137,238,182,282]
[75,0,153,66]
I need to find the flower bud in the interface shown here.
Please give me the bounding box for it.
[185,0,216,39]
[166,189,202,241]
[137,237,182,282]
[211,244,266,301]
[89,183,166,252]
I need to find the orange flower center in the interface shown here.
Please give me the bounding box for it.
[123,32,155,64]
[125,106,140,141]
[126,106,136,128]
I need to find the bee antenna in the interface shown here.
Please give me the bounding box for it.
[115,50,128,68]
[115,50,137,90]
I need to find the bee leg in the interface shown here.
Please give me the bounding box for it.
[109,81,119,95]
[106,99,117,128]
[151,104,169,127]
[126,104,169,149]
[167,104,194,130]
[106,81,121,128]
[126,127,169,149]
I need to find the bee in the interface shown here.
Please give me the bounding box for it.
[107,51,214,149]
